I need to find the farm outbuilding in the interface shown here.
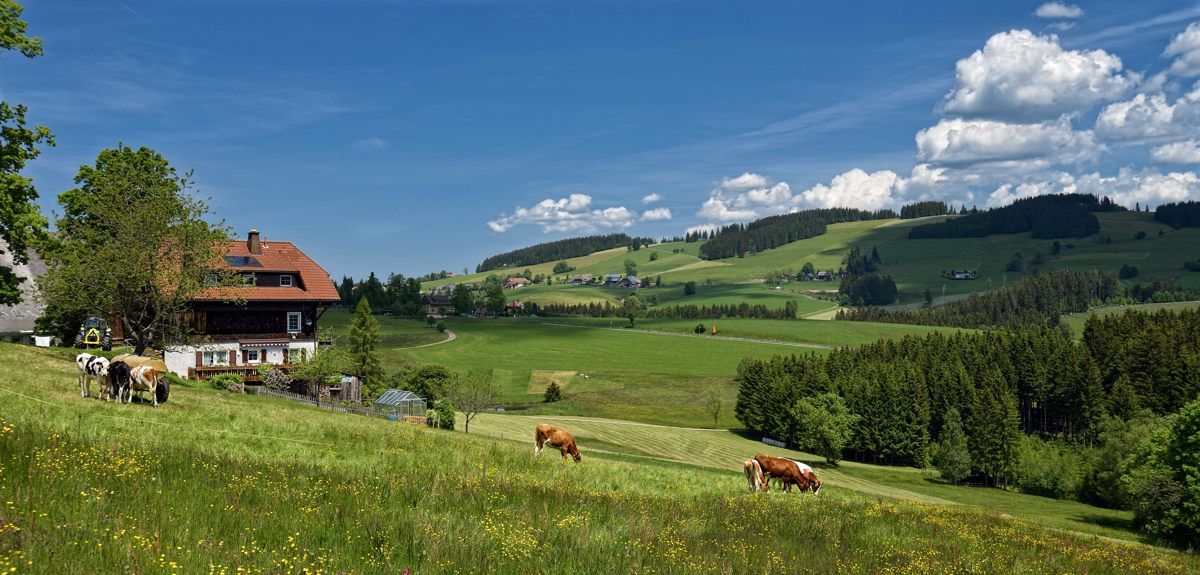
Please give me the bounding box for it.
[374,389,427,417]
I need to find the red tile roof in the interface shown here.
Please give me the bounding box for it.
[194,239,339,303]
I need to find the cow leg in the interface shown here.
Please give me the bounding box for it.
[80,371,87,398]
[534,439,542,456]
[151,382,158,407]
[560,445,569,459]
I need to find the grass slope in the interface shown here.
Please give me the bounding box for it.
[1,343,1194,574]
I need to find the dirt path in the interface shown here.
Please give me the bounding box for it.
[535,321,833,349]
[408,330,455,348]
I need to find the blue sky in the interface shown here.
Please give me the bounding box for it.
[5,1,1200,279]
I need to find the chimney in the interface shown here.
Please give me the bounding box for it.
[247,229,261,255]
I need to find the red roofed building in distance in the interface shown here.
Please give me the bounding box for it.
[165,230,339,380]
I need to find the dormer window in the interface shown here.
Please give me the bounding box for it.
[280,275,293,287]
[241,273,256,286]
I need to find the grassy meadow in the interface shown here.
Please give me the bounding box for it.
[2,343,1196,574]
[433,212,1200,310]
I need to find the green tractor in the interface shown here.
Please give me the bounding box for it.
[74,316,113,351]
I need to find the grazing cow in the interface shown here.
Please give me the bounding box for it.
[128,365,163,407]
[753,454,815,494]
[112,354,170,404]
[76,353,110,399]
[107,361,132,403]
[534,424,582,462]
[791,459,823,494]
[743,459,769,493]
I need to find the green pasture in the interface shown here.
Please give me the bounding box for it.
[321,307,449,347]
[1,343,1194,574]
[467,412,1139,543]
[513,282,836,314]
[1063,300,1200,338]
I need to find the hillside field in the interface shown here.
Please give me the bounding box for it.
[1,343,1195,574]
[321,311,962,427]
[433,212,1200,307]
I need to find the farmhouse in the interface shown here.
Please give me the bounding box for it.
[165,230,339,380]
[950,269,976,280]
[619,275,640,288]
[603,274,623,286]
[505,277,530,289]
[421,294,454,316]
[570,274,594,285]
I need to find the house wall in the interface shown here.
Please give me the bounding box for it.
[165,340,318,378]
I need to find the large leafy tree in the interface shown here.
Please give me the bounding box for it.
[0,1,52,305]
[38,145,235,354]
[347,298,383,393]
[791,392,858,465]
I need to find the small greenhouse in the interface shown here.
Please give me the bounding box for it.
[373,389,427,417]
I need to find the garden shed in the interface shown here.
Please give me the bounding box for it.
[374,389,427,417]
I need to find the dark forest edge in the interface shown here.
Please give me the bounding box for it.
[736,306,1200,548]
[908,194,1120,240]
[476,233,654,273]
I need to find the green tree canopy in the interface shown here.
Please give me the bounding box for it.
[933,407,972,483]
[791,392,858,465]
[348,298,383,393]
[0,1,51,305]
[38,145,236,354]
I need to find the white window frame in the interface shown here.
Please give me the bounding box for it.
[287,312,302,333]
[245,349,260,364]
[280,275,293,287]
[202,350,229,367]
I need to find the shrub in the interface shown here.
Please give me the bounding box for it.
[684,281,696,296]
[209,373,244,392]
[1184,260,1200,272]
[1119,264,1140,279]
[694,323,706,334]
[436,321,446,333]
[259,367,293,391]
[427,398,456,430]
[1006,253,1025,272]
[1015,436,1085,500]
[1135,230,1147,240]
[543,381,562,403]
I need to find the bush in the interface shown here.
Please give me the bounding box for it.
[1015,436,1085,500]
[543,381,562,403]
[209,373,244,392]
[1135,230,1147,240]
[1184,260,1200,272]
[436,321,446,333]
[684,281,696,296]
[427,398,456,430]
[1119,264,1140,279]
[694,323,706,334]
[258,367,293,391]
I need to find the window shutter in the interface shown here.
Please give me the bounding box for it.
[195,351,202,365]
[230,351,238,366]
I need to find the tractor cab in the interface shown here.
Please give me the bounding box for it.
[74,316,113,351]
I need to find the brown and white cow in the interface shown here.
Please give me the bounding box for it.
[743,459,769,493]
[128,365,163,407]
[76,353,110,399]
[753,454,821,494]
[534,424,582,462]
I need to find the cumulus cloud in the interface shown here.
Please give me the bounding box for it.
[1035,2,1084,19]
[916,117,1102,169]
[641,193,663,204]
[800,169,903,211]
[941,30,1136,121]
[719,172,770,189]
[487,194,636,233]
[1165,22,1200,77]
[1095,87,1200,141]
[1151,139,1200,164]
[641,207,672,221]
[985,168,1200,208]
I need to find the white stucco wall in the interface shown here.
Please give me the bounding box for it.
[165,340,320,378]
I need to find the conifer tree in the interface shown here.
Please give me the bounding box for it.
[934,408,972,483]
[348,298,383,392]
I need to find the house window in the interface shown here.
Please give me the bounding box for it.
[202,350,229,366]
[245,349,260,364]
[241,273,256,286]
[287,348,301,364]
[287,312,302,333]
[280,275,293,287]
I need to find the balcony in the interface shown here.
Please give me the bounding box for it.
[188,363,292,382]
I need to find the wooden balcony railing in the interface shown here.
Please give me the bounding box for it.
[188,364,292,382]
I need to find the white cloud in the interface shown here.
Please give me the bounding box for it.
[1152,139,1200,164]
[1035,2,1084,19]
[916,117,1102,169]
[1166,22,1200,77]
[352,136,388,150]
[641,193,663,204]
[1095,87,1200,141]
[487,194,636,233]
[942,30,1136,121]
[1047,21,1076,32]
[985,168,1200,208]
[641,207,673,221]
[800,169,903,211]
[719,172,770,189]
